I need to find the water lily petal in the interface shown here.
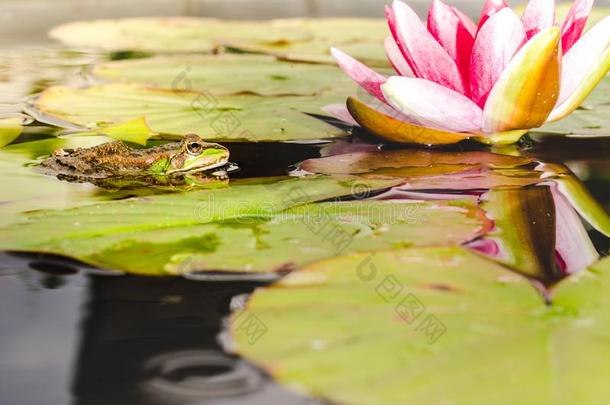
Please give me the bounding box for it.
[548,16,610,121]
[482,27,561,132]
[346,96,470,145]
[470,8,527,107]
[321,103,360,126]
[427,0,475,86]
[451,7,477,36]
[387,0,466,94]
[330,47,386,102]
[478,0,508,30]
[560,0,595,52]
[383,36,413,76]
[521,0,555,38]
[381,76,482,133]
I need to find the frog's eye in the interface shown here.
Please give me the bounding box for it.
[187,142,203,155]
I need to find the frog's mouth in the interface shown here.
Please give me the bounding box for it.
[167,154,230,174]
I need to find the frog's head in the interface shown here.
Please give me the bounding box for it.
[167,134,230,174]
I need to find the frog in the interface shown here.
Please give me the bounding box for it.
[41,134,232,188]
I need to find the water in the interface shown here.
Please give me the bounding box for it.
[1,7,610,405]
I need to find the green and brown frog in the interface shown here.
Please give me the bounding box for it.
[41,134,233,188]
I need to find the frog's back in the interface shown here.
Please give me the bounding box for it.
[41,141,170,177]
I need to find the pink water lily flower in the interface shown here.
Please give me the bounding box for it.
[328,0,610,145]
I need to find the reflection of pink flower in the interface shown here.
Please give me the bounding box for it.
[330,0,610,145]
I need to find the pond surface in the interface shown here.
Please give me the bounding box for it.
[1,9,610,405]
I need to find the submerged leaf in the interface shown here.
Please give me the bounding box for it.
[232,249,610,404]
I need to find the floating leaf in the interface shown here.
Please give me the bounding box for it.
[3,176,487,276]
[0,135,152,227]
[75,116,156,145]
[220,18,389,67]
[0,117,24,147]
[232,249,610,404]
[49,17,310,53]
[49,17,389,67]
[89,199,484,276]
[531,104,610,138]
[92,55,357,96]
[31,83,346,142]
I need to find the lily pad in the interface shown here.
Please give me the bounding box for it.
[0,136,117,227]
[49,17,389,66]
[31,83,346,142]
[231,248,610,404]
[92,55,357,96]
[531,104,610,138]
[0,175,491,276]
[49,17,310,53]
[0,117,24,147]
[219,18,389,67]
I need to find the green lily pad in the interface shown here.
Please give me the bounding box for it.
[0,174,490,276]
[49,17,310,53]
[31,83,346,142]
[220,18,389,67]
[0,176,401,274]
[92,54,357,96]
[0,117,24,147]
[0,135,117,227]
[532,104,610,138]
[231,248,610,404]
[49,17,389,67]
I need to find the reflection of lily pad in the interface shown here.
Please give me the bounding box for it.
[49,17,389,66]
[300,149,534,174]
[31,83,346,142]
[92,55,357,96]
[232,248,610,404]
[299,149,542,190]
